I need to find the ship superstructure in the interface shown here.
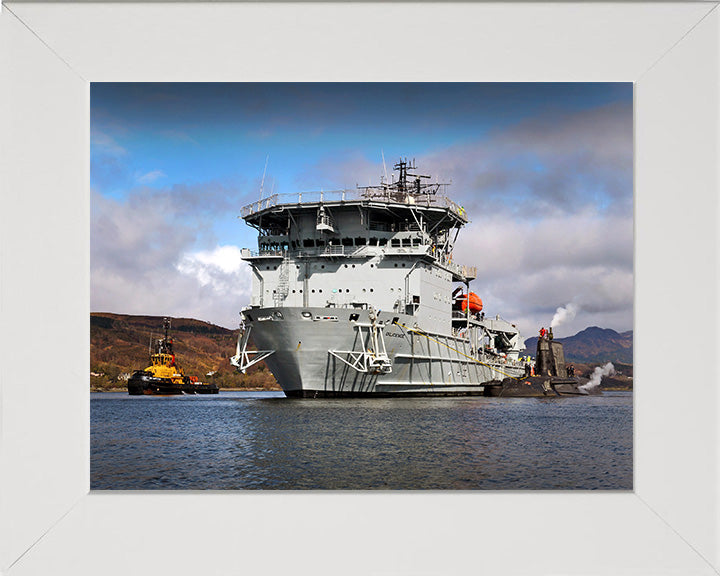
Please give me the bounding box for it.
[231,159,526,397]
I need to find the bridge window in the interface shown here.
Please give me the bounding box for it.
[391,239,401,247]
[303,239,314,248]
[342,237,353,247]
[355,237,366,245]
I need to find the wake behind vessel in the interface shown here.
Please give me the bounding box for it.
[231,159,529,397]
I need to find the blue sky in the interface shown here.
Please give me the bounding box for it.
[91,82,633,335]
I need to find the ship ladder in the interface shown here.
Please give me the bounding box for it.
[230,325,275,373]
[274,256,291,306]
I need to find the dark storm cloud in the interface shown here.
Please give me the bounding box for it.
[417,102,634,337]
[423,101,633,218]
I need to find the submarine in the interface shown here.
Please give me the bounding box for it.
[484,327,598,397]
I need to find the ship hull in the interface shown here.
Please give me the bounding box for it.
[243,307,525,397]
[127,371,184,395]
[128,371,219,395]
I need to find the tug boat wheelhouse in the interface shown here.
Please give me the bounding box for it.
[231,159,527,397]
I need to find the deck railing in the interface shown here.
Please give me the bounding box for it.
[240,189,467,221]
[240,245,476,280]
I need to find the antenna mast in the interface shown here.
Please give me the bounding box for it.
[259,155,269,200]
[381,149,388,188]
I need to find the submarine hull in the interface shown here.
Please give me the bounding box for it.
[484,376,594,397]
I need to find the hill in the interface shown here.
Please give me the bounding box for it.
[522,326,633,364]
[90,313,280,391]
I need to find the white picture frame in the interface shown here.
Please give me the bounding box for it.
[1,2,718,574]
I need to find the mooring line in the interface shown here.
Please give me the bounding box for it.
[393,320,527,381]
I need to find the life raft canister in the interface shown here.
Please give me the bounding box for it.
[460,292,483,313]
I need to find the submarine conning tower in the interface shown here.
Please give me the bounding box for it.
[535,327,568,378]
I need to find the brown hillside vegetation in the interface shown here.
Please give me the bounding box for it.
[90,313,280,391]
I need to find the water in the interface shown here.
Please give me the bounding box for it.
[91,391,632,490]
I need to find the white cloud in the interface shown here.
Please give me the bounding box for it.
[91,188,251,328]
[136,169,166,184]
[177,245,247,293]
[453,210,633,338]
[91,128,127,157]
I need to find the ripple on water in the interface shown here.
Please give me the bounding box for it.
[91,391,633,490]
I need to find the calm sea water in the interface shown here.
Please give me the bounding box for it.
[91,391,632,490]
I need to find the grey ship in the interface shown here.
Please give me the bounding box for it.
[231,159,526,397]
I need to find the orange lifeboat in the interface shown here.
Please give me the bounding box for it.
[460,292,483,313]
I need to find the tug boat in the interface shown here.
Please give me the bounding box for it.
[127,318,219,395]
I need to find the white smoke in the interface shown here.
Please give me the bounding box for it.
[550,302,579,329]
[579,362,616,392]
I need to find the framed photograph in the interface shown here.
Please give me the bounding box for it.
[1,2,718,575]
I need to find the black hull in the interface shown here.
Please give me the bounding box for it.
[128,372,184,395]
[484,376,598,397]
[181,382,220,395]
[128,371,219,396]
